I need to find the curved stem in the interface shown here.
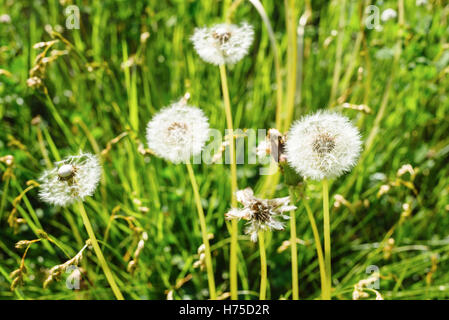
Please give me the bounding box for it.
[77,202,124,300]
[303,194,326,299]
[258,231,267,300]
[186,162,217,299]
[322,178,331,300]
[219,64,239,300]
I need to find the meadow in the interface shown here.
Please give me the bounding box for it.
[1,0,449,300]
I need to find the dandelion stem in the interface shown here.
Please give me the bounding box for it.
[322,178,332,299]
[303,193,326,299]
[288,187,299,300]
[219,63,239,300]
[77,202,124,300]
[186,162,217,300]
[258,230,267,300]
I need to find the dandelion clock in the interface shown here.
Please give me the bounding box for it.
[191,22,254,66]
[285,110,362,300]
[191,22,255,299]
[38,152,124,300]
[146,97,216,299]
[286,110,362,181]
[39,153,101,206]
[146,98,210,164]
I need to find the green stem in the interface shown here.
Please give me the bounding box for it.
[77,202,124,300]
[0,173,10,221]
[322,178,331,300]
[283,0,298,132]
[258,231,267,300]
[44,92,74,144]
[328,0,347,108]
[303,194,326,299]
[248,0,283,130]
[219,63,239,300]
[288,188,299,300]
[186,162,217,300]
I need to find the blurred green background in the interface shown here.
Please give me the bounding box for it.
[1,0,449,299]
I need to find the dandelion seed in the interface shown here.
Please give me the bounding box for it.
[225,187,296,242]
[190,22,254,65]
[38,152,101,206]
[146,98,210,163]
[381,9,397,22]
[285,110,362,181]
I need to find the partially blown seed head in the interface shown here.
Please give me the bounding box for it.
[285,110,362,181]
[225,188,296,242]
[146,99,210,163]
[39,153,101,206]
[190,22,254,65]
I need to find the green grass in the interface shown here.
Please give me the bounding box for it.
[1,0,449,300]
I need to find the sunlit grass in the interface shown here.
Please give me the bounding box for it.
[0,0,449,300]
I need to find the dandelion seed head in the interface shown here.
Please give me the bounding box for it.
[190,22,254,65]
[225,188,295,242]
[286,110,362,181]
[146,100,210,163]
[39,153,101,206]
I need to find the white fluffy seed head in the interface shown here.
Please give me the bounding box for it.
[285,110,362,181]
[190,22,254,65]
[146,100,210,163]
[39,153,102,206]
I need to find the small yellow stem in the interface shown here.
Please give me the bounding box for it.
[77,202,124,300]
[322,178,331,300]
[258,231,267,300]
[186,162,217,300]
